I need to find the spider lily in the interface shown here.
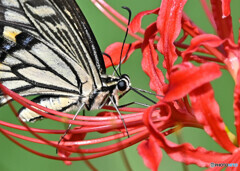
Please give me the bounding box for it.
[0,0,240,171]
[94,0,240,170]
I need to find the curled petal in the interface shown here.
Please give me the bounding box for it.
[164,62,221,101]
[137,136,162,171]
[143,104,231,167]
[157,0,187,72]
[129,8,159,34]
[190,83,237,153]
[104,41,141,68]
[182,34,225,61]
[141,23,165,95]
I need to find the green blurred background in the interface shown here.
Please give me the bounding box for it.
[0,0,240,170]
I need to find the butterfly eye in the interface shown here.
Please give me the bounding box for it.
[117,80,127,91]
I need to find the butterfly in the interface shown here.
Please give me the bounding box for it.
[0,0,133,129]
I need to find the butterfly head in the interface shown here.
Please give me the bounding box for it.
[116,74,131,93]
[108,74,131,106]
[95,74,131,108]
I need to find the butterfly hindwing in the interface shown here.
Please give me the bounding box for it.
[18,95,80,122]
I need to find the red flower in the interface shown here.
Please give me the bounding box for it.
[95,0,240,170]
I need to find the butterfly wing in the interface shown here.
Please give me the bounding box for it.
[54,0,106,75]
[0,31,94,102]
[0,0,38,35]
[0,0,104,105]
[18,0,105,88]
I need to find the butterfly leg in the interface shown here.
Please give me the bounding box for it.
[109,96,130,138]
[57,102,85,147]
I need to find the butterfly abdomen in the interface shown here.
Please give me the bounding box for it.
[19,95,80,122]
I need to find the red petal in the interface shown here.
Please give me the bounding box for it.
[137,136,162,171]
[161,141,232,168]
[190,83,237,153]
[222,0,231,17]
[58,127,87,165]
[182,34,225,61]
[129,8,159,34]
[234,70,240,146]
[104,41,141,68]
[238,21,240,46]
[164,62,221,101]
[210,0,234,41]
[224,150,240,171]
[157,0,187,72]
[143,104,231,167]
[141,23,165,95]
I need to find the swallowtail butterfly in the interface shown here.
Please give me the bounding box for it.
[0,0,132,127]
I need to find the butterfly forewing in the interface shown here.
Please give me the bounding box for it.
[19,0,104,88]
[0,0,38,35]
[52,0,106,74]
[0,0,104,115]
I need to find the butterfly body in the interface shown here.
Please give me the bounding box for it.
[0,0,131,122]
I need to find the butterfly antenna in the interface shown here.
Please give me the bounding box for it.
[102,52,120,77]
[130,87,156,104]
[114,43,132,73]
[131,87,164,98]
[118,6,132,75]
[109,96,130,138]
